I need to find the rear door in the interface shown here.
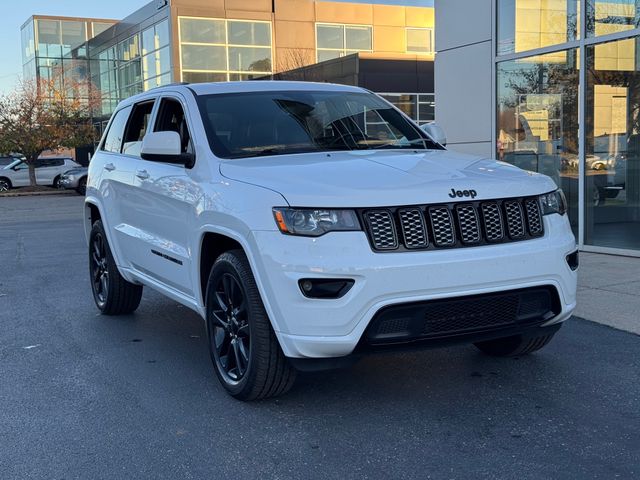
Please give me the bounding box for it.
[35,158,65,185]
[127,95,197,296]
[102,100,156,267]
[92,105,136,265]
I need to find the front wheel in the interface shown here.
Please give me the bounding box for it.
[0,178,11,192]
[77,177,87,195]
[89,220,143,315]
[206,250,296,400]
[474,330,558,357]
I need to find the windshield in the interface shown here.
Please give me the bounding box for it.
[196,90,442,159]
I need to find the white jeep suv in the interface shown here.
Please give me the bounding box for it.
[85,82,577,400]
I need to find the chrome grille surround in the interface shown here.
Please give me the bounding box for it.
[360,195,545,252]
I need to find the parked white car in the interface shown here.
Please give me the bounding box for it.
[84,82,578,400]
[0,157,81,191]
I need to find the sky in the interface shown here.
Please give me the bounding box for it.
[1,0,433,94]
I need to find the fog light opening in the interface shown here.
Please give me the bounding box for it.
[298,278,355,299]
[566,250,579,271]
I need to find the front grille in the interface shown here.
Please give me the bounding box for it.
[360,196,544,252]
[363,286,560,345]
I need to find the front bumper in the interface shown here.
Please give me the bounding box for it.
[59,177,78,189]
[250,214,577,359]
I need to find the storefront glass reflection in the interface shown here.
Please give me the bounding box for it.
[585,37,640,250]
[497,49,580,236]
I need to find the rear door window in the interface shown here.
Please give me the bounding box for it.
[102,106,132,153]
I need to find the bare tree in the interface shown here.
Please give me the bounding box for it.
[0,74,99,187]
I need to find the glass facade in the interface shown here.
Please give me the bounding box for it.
[91,19,171,120]
[178,17,272,83]
[316,23,373,62]
[20,18,115,101]
[497,0,640,252]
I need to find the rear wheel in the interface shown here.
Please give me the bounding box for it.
[474,330,558,357]
[89,220,143,315]
[206,250,296,400]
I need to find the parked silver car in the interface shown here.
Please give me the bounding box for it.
[0,157,81,192]
[59,167,88,195]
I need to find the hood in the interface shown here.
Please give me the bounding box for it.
[219,150,557,208]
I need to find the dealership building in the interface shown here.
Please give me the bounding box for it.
[435,0,640,256]
[20,0,435,136]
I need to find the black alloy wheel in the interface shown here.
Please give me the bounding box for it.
[90,231,109,308]
[210,272,251,383]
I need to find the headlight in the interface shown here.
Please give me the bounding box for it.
[539,189,567,216]
[273,208,361,237]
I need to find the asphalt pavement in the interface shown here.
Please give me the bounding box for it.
[0,196,638,479]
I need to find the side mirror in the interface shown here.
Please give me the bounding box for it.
[421,122,447,147]
[140,131,195,167]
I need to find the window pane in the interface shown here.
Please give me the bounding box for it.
[155,20,170,49]
[587,0,640,37]
[229,73,264,81]
[317,25,344,49]
[37,20,61,58]
[228,47,272,72]
[497,0,579,55]
[117,35,140,61]
[61,21,86,55]
[142,26,155,55]
[317,49,341,62]
[497,49,580,236]
[92,22,113,38]
[183,71,227,83]
[181,44,226,70]
[585,36,640,249]
[179,18,225,44]
[345,26,372,51]
[228,21,271,46]
[143,46,170,79]
[407,28,432,53]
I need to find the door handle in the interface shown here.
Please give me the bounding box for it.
[104,163,116,172]
[136,169,150,180]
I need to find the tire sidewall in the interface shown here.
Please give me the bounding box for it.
[89,220,116,312]
[205,254,259,397]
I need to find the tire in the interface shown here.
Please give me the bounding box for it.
[0,178,10,192]
[77,177,87,196]
[474,331,558,357]
[53,176,61,188]
[205,250,296,400]
[89,220,143,315]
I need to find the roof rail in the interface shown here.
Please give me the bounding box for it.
[149,81,190,90]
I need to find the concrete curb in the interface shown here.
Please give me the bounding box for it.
[0,189,77,198]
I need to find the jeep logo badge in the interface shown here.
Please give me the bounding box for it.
[448,188,477,199]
